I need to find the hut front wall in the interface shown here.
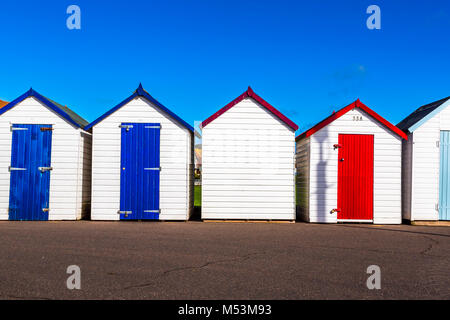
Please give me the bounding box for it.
[309,108,402,224]
[201,97,296,220]
[90,97,193,221]
[0,97,89,220]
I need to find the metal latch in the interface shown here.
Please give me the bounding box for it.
[40,127,53,131]
[333,144,342,150]
[38,167,53,173]
[119,125,133,131]
[9,166,26,172]
[330,208,341,214]
[144,167,161,171]
[42,208,50,212]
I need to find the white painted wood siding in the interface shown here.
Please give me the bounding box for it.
[0,97,90,220]
[201,97,296,220]
[90,97,193,221]
[307,108,402,224]
[295,137,310,221]
[406,103,450,221]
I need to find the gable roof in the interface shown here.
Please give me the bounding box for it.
[201,87,298,131]
[397,96,450,133]
[45,97,89,128]
[0,100,8,108]
[296,99,408,141]
[0,89,88,128]
[85,84,193,132]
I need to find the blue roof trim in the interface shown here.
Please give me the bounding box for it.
[84,84,194,132]
[408,99,450,132]
[0,89,81,128]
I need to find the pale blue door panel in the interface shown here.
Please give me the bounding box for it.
[439,131,450,220]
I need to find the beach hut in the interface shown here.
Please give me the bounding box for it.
[296,99,407,224]
[397,96,450,222]
[201,87,298,221]
[86,84,194,221]
[0,89,91,221]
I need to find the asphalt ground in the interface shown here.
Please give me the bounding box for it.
[0,221,448,300]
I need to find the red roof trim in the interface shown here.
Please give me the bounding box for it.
[296,99,408,141]
[201,87,298,131]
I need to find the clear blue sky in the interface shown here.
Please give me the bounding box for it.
[0,0,448,132]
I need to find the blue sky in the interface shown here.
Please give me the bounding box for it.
[0,0,448,132]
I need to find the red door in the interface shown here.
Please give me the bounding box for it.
[337,134,374,221]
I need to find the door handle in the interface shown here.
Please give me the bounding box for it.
[339,158,344,162]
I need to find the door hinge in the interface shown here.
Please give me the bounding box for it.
[40,127,53,131]
[437,141,440,148]
[119,125,133,131]
[118,210,132,217]
[144,167,161,171]
[436,203,439,211]
[10,127,28,131]
[144,209,161,213]
[8,166,26,172]
[145,125,161,129]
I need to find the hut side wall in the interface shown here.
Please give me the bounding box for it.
[401,133,413,221]
[295,137,310,221]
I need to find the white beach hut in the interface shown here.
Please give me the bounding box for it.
[0,88,91,221]
[86,84,194,221]
[397,96,450,222]
[201,87,298,221]
[296,99,407,224]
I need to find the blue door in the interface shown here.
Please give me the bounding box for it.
[9,124,53,221]
[439,131,450,220]
[120,123,160,220]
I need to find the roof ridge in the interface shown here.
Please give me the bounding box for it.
[296,99,407,141]
[201,87,298,131]
[0,89,86,128]
[397,96,450,132]
[414,96,450,113]
[85,84,193,132]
